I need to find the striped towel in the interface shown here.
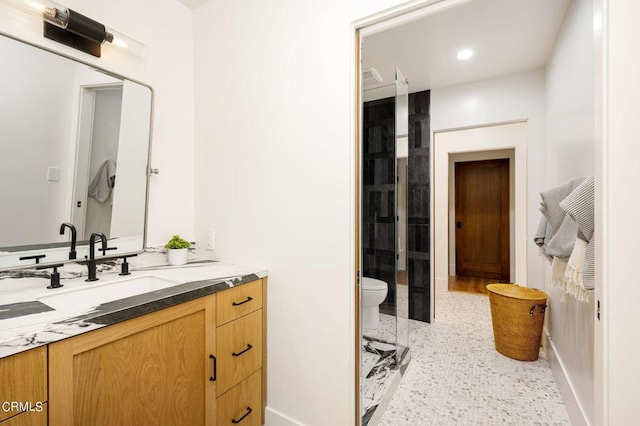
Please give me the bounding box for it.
[560,177,595,300]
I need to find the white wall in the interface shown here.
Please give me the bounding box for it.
[431,70,547,292]
[0,37,76,247]
[0,0,195,247]
[192,0,418,424]
[544,0,595,423]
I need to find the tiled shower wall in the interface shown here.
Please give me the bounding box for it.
[363,97,397,316]
[407,91,431,322]
[362,91,431,322]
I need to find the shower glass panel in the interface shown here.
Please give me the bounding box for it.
[395,65,409,363]
[361,87,397,423]
[360,65,410,424]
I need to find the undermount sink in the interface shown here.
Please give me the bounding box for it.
[35,274,182,312]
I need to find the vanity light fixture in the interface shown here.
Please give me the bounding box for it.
[2,0,148,58]
[456,48,474,61]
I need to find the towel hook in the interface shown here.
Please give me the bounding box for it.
[149,168,160,175]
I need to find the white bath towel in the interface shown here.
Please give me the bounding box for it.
[564,237,591,302]
[550,256,568,293]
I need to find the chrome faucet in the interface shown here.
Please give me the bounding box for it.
[85,232,107,282]
[59,222,77,260]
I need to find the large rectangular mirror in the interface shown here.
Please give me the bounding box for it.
[0,33,153,270]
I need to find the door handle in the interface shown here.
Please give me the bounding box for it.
[231,407,253,424]
[232,296,253,306]
[209,354,217,381]
[232,343,253,357]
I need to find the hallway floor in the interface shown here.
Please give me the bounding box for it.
[378,290,571,425]
[448,275,511,295]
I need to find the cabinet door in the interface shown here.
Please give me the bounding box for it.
[0,347,47,423]
[49,296,216,426]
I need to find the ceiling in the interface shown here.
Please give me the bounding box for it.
[362,0,572,94]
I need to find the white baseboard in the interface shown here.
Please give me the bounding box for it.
[265,406,306,426]
[544,333,591,426]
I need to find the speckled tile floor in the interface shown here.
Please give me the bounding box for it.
[378,290,571,426]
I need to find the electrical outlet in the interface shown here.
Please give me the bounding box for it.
[205,229,214,250]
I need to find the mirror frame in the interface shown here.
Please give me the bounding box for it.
[0,31,154,271]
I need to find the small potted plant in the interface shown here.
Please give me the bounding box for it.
[164,235,190,266]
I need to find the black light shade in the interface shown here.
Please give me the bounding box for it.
[43,8,108,57]
[4,0,148,59]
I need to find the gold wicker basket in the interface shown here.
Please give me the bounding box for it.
[487,284,548,361]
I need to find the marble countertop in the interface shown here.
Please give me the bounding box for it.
[0,250,267,359]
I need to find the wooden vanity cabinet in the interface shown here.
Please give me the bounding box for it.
[47,277,267,426]
[0,347,47,425]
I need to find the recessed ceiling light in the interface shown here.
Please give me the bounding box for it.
[457,49,474,61]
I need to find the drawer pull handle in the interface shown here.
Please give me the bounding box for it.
[232,296,253,306]
[209,354,217,381]
[232,406,253,424]
[232,344,253,357]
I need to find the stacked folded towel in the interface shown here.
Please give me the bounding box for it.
[535,176,594,302]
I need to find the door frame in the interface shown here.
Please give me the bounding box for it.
[433,121,527,303]
[353,2,512,424]
[71,83,123,238]
[353,1,607,424]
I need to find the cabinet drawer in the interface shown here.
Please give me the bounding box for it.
[216,370,261,426]
[217,279,263,325]
[0,347,47,422]
[216,309,262,394]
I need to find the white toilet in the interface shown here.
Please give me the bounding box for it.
[362,277,389,330]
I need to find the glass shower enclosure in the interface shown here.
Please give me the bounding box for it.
[360,65,409,424]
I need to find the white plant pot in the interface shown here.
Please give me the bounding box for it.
[167,248,188,266]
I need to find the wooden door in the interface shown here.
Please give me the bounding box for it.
[455,159,510,280]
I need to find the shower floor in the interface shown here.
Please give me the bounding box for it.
[361,316,410,426]
[361,283,411,425]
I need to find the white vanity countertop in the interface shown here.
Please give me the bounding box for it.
[0,252,267,359]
